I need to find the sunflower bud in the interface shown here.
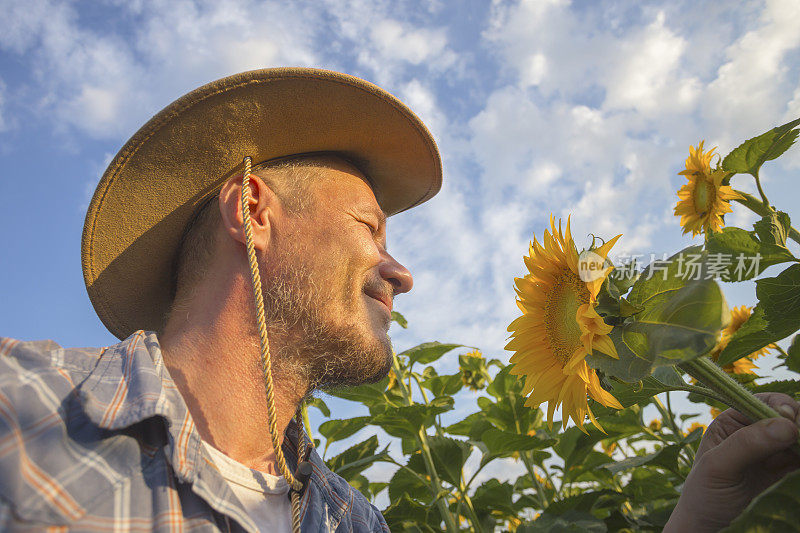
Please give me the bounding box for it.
[459,350,490,391]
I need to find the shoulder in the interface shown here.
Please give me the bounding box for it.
[0,337,105,379]
[0,337,126,526]
[0,337,104,420]
[0,337,107,421]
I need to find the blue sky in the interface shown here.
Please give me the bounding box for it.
[2,0,800,496]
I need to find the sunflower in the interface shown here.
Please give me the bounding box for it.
[685,422,706,436]
[506,216,622,432]
[602,441,617,456]
[674,141,742,236]
[711,305,774,375]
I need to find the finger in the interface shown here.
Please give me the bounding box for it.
[704,417,799,481]
[710,394,800,433]
[754,393,800,425]
[763,448,800,472]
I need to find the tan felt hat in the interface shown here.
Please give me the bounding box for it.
[82,67,442,340]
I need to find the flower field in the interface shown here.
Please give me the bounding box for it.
[307,119,800,532]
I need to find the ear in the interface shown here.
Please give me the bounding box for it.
[218,173,282,251]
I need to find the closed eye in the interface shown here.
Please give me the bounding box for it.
[360,220,379,235]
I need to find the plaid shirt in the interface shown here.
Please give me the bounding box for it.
[0,331,389,532]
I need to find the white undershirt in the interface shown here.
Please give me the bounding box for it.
[202,441,292,532]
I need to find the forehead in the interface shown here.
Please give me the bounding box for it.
[311,156,383,212]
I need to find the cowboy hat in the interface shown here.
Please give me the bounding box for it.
[82,67,442,340]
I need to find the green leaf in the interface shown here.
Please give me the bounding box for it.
[627,279,727,365]
[786,335,800,374]
[383,493,439,532]
[470,479,516,517]
[722,468,800,532]
[603,370,687,409]
[325,376,391,406]
[400,342,463,367]
[553,426,613,472]
[479,428,555,455]
[318,416,370,448]
[722,117,800,176]
[390,310,408,328]
[486,364,524,400]
[749,380,800,398]
[591,246,729,381]
[626,246,704,309]
[588,279,728,382]
[420,373,463,397]
[586,327,655,383]
[754,211,792,247]
[477,428,556,468]
[388,454,431,503]
[586,408,646,440]
[517,511,607,532]
[370,397,454,439]
[567,451,617,485]
[426,435,472,486]
[705,227,796,281]
[718,264,800,366]
[601,442,685,475]
[652,366,688,387]
[370,481,388,497]
[445,412,494,440]
[623,467,679,503]
[348,474,373,500]
[325,436,389,481]
[305,396,330,417]
[542,489,626,516]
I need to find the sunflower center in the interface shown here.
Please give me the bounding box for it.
[543,268,591,364]
[692,176,716,216]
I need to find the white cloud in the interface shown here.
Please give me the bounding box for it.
[0,0,323,138]
[370,19,448,65]
[703,0,800,144]
[603,12,701,115]
[0,0,464,143]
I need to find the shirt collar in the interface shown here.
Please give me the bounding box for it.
[77,330,348,531]
[78,330,201,481]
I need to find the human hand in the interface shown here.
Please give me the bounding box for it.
[664,393,800,532]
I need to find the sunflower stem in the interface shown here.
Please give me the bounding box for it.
[751,170,771,209]
[733,190,800,246]
[458,474,484,533]
[391,357,459,533]
[680,356,800,453]
[521,454,549,510]
[669,384,730,406]
[509,398,550,510]
[300,402,314,443]
[411,373,447,437]
[654,395,680,439]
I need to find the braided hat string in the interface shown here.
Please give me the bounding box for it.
[240,156,311,531]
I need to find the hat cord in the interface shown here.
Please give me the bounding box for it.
[240,156,310,533]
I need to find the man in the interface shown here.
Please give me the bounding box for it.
[0,67,798,532]
[1,68,435,532]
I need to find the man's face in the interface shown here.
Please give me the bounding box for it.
[260,158,413,389]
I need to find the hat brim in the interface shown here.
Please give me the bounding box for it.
[82,67,442,340]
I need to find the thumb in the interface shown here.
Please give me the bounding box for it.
[706,417,798,479]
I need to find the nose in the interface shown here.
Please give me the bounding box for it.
[379,251,413,296]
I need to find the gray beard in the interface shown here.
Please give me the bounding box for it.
[259,259,393,394]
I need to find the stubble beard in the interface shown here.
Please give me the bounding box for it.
[260,257,393,394]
